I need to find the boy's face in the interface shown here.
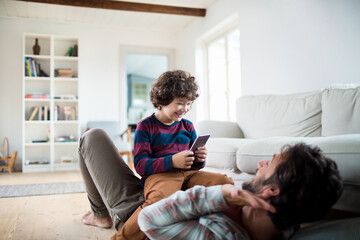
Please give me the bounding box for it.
[158,97,192,124]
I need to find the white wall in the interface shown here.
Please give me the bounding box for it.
[177,0,360,99]
[0,17,176,170]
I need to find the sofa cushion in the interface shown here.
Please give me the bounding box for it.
[322,87,360,136]
[236,92,322,138]
[236,135,360,186]
[201,167,253,188]
[205,138,254,171]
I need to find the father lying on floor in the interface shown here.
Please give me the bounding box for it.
[138,143,343,240]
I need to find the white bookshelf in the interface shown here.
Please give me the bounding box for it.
[22,33,80,172]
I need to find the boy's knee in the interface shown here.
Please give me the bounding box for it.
[214,174,234,185]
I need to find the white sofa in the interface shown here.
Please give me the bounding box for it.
[196,86,360,214]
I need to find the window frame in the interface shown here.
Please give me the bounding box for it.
[203,24,241,121]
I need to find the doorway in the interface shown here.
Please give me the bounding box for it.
[126,53,168,124]
[119,46,175,130]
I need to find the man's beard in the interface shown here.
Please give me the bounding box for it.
[242,175,276,194]
[242,179,264,194]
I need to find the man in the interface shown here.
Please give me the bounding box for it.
[138,143,343,240]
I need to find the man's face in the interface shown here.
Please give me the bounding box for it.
[242,153,284,194]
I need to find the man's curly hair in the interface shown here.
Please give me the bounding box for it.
[267,143,343,230]
[150,70,199,108]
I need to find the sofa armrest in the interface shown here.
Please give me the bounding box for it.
[195,120,244,138]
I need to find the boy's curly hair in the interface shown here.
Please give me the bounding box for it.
[150,70,199,108]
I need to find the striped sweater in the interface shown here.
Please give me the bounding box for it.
[134,114,205,184]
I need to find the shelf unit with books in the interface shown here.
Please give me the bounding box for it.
[22,33,80,173]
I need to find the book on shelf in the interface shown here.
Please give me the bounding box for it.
[27,106,39,121]
[24,57,49,77]
[30,58,37,77]
[64,44,78,57]
[32,140,48,143]
[26,105,50,121]
[55,135,76,142]
[54,95,78,100]
[54,105,77,121]
[39,105,49,121]
[65,47,74,56]
[64,106,77,120]
[25,93,50,99]
[54,105,60,120]
[55,68,74,78]
[25,159,50,165]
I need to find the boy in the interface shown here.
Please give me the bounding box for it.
[113,70,234,239]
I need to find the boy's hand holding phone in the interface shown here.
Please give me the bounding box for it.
[194,146,207,162]
[172,151,195,169]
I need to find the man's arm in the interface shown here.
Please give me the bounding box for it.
[138,185,250,240]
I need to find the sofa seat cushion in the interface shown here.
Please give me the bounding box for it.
[201,167,253,188]
[236,134,360,186]
[236,91,322,138]
[322,87,360,136]
[205,138,255,171]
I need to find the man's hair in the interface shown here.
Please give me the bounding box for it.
[150,70,199,108]
[267,143,343,230]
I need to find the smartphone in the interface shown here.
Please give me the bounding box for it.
[190,134,210,152]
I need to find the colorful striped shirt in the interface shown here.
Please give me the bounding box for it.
[134,114,205,184]
[138,185,251,240]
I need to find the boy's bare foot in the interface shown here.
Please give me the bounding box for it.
[82,211,113,228]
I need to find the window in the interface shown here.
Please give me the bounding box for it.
[205,28,241,121]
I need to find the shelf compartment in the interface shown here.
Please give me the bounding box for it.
[54,124,79,143]
[54,145,79,165]
[54,59,78,78]
[54,81,78,99]
[24,78,50,97]
[53,102,78,121]
[54,37,78,57]
[24,145,50,166]
[24,35,51,56]
[24,56,51,78]
[24,123,50,143]
[25,102,51,121]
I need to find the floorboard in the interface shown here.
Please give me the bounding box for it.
[0,171,116,240]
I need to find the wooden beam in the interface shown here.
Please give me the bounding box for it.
[17,0,206,17]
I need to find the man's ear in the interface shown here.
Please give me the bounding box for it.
[259,185,280,200]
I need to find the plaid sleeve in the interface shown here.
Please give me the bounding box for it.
[138,185,250,240]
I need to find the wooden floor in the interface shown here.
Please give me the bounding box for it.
[0,171,116,240]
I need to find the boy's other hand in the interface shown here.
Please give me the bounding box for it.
[172,151,195,169]
[194,146,207,162]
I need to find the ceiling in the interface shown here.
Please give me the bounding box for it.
[0,0,216,33]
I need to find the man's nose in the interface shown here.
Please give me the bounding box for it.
[257,160,271,168]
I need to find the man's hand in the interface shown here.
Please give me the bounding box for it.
[222,184,276,213]
[172,151,195,169]
[194,146,207,162]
